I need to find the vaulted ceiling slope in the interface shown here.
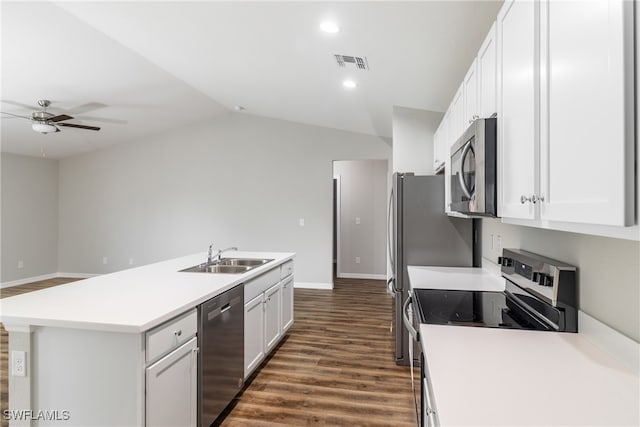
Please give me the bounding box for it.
[1,1,501,159]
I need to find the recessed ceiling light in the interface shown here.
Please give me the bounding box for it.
[320,21,340,34]
[342,80,357,89]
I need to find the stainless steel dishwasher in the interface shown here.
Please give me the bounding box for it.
[199,285,244,427]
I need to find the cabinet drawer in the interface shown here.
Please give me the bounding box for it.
[280,260,293,280]
[146,309,197,363]
[244,268,280,303]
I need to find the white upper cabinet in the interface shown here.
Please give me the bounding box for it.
[463,59,479,126]
[539,0,634,226]
[478,23,497,118]
[433,126,444,172]
[497,0,539,220]
[450,83,465,144]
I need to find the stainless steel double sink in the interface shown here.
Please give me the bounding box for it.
[180,258,274,274]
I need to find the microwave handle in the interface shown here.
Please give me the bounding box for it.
[458,141,474,200]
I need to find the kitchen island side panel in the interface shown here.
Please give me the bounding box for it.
[31,327,144,426]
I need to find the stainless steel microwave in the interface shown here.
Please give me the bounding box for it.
[450,117,497,216]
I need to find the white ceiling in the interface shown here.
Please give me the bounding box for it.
[1,1,501,159]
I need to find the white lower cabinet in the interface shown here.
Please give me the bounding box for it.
[281,276,294,332]
[244,261,294,379]
[244,293,265,376]
[264,282,282,352]
[145,336,198,427]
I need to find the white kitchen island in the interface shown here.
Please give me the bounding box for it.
[408,265,640,426]
[1,251,295,426]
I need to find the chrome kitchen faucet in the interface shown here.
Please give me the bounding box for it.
[207,244,238,264]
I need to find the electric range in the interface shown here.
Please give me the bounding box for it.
[413,248,578,333]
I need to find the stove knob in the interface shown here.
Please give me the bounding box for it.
[537,273,547,286]
[545,275,554,287]
[532,272,539,282]
[498,256,503,265]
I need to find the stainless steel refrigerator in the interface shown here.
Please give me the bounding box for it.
[388,173,478,366]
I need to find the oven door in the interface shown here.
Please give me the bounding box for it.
[402,294,426,426]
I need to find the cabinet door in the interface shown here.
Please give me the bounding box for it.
[539,0,633,226]
[497,0,539,219]
[244,294,265,378]
[264,282,282,353]
[463,59,478,125]
[450,84,465,144]
[478,22,497,118]
[281,277,294,333]
[146,337,197,427]
[433,126,446,172]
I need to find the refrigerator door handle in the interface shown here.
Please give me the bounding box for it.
[402,294,419,342]
[387,187,395,272]
[387,277,396,297]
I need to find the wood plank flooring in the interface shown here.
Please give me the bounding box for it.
[0,277,83,427]
[220,278,419,426]
[0,277,418,427]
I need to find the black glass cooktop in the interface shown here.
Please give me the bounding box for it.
[413,289,550,331]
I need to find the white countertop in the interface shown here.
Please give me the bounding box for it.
[407,265,639,425]
[0,251,294,333]
[420,323,639,426]
[407,265,505,292]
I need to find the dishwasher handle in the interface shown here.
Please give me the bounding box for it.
[402,294,419,342]
[205,295,242,322]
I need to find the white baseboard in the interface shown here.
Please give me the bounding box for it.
[579,311,640,375]
[1,272,98,289]
[294,282,333,290]
[337,273,386,280]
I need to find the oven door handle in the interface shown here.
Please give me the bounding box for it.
[402,294,419,342]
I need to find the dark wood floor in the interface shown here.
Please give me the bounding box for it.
[220,278,418,426]
[0,277,417,427]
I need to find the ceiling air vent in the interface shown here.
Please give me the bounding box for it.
[334,54,369,70]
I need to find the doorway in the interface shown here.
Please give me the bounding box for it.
[332,160,389,283]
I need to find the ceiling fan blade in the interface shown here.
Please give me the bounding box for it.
[67,102,107,115]
[1,111,32,120]
[58,122,100,131]
[48,114,74,122]
[74,115,128,125]
[1,100,36,110]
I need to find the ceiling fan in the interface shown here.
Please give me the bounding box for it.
[1,99,101,134]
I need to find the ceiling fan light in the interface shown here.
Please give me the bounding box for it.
[32,122,57,134]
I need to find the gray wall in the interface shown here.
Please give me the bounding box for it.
[1,153,59,282]
[482,218,640,342]
[333,160,388,278]
[58,112,391,286]
[391,106,443,174]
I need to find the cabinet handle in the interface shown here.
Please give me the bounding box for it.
[521,194,544,204]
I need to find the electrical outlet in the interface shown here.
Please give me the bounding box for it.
[11,351,26,377]
[299,218,305,227]
[17,260,24,269]
[355,217,361,224]
[102,257,108,265]
[129,258,134,266]
[355,257,361,264]
[497,235,502,252]
[490,234,495,250]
